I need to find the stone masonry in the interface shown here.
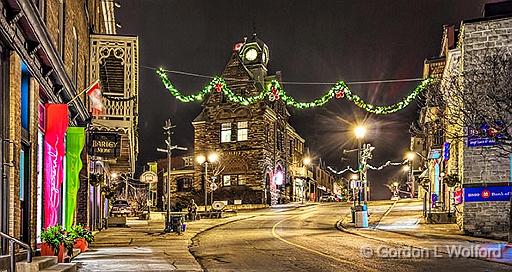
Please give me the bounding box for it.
[458,16,512,240]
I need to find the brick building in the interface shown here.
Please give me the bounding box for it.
[192,35,306,206]
[0,0,135,258]
[416,1,512,239]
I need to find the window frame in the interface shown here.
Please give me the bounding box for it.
[221,122,232,143]
[237,121,248,141]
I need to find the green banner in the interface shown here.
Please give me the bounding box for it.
[65,127,85,229]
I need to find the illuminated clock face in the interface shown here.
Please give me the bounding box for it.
[245,48,258,61]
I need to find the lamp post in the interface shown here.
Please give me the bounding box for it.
[302,157,311,204]
[354,125,366,205]
[196,152,218,212]
[406,151,415,198]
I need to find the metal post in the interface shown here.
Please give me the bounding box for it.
[204,162,208,212]
[9,240,15,272]
[358,140,362,205]
[164,119,172,231]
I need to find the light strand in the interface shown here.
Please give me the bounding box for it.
[156,68,432,113]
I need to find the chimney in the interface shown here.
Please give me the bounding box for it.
[483,0,512,17]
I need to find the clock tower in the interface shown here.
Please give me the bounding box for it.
[238,33,269,84]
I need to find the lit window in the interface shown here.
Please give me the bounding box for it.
[237,121,248,141]
[238,175,246,185]
[223,175,231,186]
[221,123,231,143]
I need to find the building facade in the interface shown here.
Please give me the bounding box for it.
[192,35,306,206]
[416,1,512,239]
[0,0,137,258]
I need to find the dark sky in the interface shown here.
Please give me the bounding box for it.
[117,0,488,199]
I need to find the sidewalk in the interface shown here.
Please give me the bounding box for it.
[337,199,512,266]
[74,203,315,272]
[73,213,254,271]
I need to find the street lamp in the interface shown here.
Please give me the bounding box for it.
[353,125,367,204]
[197,152,218,212]
[406,151,415,161]
[303,157,311,166]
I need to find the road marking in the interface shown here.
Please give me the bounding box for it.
[375,200,398,229]
[271,209,378,272]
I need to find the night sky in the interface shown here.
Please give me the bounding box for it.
[117,0,489,199]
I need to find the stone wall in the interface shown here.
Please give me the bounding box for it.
[458,16,512,239]
[462,201,510,240]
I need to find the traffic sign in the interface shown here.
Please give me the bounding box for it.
[140,171,158,183]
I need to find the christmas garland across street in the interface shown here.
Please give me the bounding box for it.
[157,68,432,114]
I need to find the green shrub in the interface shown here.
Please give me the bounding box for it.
[68,224,94,244]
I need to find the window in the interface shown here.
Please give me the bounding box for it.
[177,177,193,192]
[221,123,232,143]
[223,175,231,186]
[237,121,248,141]
[238,175,246,185]
[21,63,30,130]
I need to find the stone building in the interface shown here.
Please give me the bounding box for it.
[0,0,135,259]
[192,35,306,206]
[417,1,512,239]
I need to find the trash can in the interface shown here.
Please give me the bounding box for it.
[354,205,368,228]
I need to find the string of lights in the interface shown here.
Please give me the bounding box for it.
[155,67,433,113]
[328,160,408,175]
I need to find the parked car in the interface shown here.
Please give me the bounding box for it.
[110,199,133,217]
[319,195,335,202]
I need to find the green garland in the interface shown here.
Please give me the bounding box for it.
[157,68,432,114]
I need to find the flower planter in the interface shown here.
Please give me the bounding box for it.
[73,238,88,253]
[40,243,68,262]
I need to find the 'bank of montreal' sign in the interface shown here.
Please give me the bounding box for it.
[464,186,512,202]
[87,132,121,158]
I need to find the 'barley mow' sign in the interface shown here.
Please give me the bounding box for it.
[88,132,121,158]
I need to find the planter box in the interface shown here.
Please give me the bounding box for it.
[73,238,89,253]
[40,243,68,263]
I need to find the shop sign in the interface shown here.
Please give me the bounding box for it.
[140,171,158,184]
[88,132,121,158]
[463,186,512,202]
[467,122,505,147]
[428,149,442,159]
[443,142,450,161]
[44,104,68,228]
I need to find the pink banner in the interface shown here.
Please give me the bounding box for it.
[43,104,68,229]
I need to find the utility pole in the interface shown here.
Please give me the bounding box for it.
[164,119,174,231]
[157,119,187,232]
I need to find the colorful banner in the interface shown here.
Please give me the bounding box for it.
[464,186,512,202]
[64,127,85,229]
[44,104,68,229]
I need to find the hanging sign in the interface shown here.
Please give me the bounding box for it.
[64,127,85,229]
[463,186,512,202]
[140,171,158,184]
[44,104,68,228]
[88,132,121,158]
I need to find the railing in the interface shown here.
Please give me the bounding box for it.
[0,232,32,272]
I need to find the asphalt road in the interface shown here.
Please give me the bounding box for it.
[190,203,510,272]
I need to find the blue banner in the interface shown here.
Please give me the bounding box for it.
[464,186,512,202]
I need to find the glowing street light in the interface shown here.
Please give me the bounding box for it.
[196,154,206,164]
[402,165,411,172]
[351,173,359,180]
[111,172,118,179]
[406,151,415,161]
[303,157,312,166]
[354,126,367,139]
[207,152,218,163]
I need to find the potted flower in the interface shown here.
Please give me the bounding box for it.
[40,226,73,262]
[68,225,94,252]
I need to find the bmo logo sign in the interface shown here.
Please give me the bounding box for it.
[481,189,491,199]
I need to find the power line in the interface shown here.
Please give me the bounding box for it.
[141,65,423,86]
